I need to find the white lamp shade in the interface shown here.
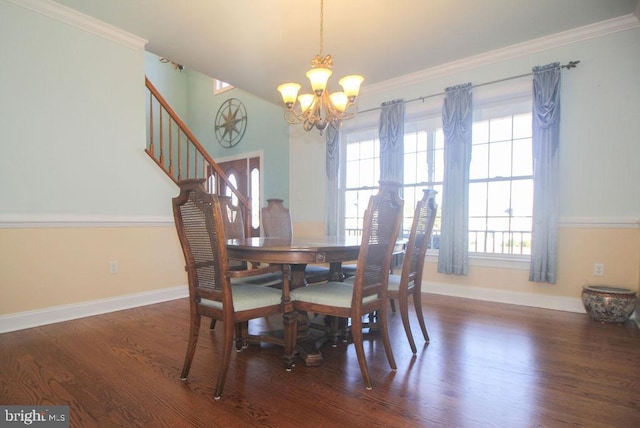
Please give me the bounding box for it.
[306,67,332,95]
[338,75,364,100]
[298,93,315,112]
[277,83,301,107]
[329,92,348,112]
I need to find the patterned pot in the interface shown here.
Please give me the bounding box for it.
[581,285,637,323]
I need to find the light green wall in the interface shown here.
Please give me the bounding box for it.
[0,0,176,218]
[290,24,640,223]
[143,52,290,206]
[144,52,189,121]
[184,71,290,206]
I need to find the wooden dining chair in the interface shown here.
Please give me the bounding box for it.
[289,181,403,390]
[388,189,438,354]
[261,198,293,238]
[219,195,281,284]
[172,179,292,400]
[207,195,282,331]
[262,198,330,283]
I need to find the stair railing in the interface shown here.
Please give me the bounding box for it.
[145,76,252,236]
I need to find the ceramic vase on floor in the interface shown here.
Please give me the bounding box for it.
[582,285,637,323]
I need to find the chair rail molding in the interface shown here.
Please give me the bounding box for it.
[558,216,640,229]
[0,214,174,228]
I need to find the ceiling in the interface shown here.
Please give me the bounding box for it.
[53,0,639,105]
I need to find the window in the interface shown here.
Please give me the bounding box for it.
[214,79,233,95]
[343,130,379,237]
[340,96,532,257]
[468,112,533,255]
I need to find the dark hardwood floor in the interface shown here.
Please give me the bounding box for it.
[1,294,638,427]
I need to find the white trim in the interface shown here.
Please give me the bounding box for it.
[2,215,636,230]
[425,253,530,270]
[0,285,188,333]
[364,14,640,96]
[423,281,586,314]
[7,0,148,50]
[559,217,640,229]
[0,214,174,228]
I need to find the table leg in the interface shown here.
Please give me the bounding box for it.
[328,261,345,281]
[288,263,328,366]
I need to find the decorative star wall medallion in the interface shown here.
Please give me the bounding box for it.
[215,98,247,148]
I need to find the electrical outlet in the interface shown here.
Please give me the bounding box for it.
[593,263,604,276]
[109,260,119,274]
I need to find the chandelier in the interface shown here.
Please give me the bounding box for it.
[277,0,364,134]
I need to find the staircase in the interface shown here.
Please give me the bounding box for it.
[144,77,252,234]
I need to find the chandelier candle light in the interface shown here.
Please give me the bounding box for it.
[277,0,364,134]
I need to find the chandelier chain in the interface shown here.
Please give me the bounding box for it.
[319,0,324,56]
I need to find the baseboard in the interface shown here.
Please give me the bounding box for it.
[0,286,188,334]
[1,282,623,334]
[423,281,586,313]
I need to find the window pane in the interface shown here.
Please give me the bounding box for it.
[512,138,532,176]
[346,142,359,160]
[511,179,533,217]
[404,152,417,183]
[490,117,512,141]
[345,162,360,188]
[360,158,376,187]
[417,131,427,152]
[251,168,260,228]
[470,143,488,179]
[511,217,532,231]
[469,182,487,217]
[469,216,487,231]
[435,128,445,149]
[416,151,428,183]
[434,148,444,183]
[226,174,238,206]
[489,140,512,178]
[487,181,511,217]
[487,217,509,232]
[404,133,417,153]
[513,113,532,139]
[473,120,489,145]
[360,139,375,159]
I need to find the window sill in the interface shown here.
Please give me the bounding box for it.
[425,252,530,270]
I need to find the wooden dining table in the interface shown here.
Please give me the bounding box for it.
[226,236,405,366]
[227,236,363,285]
[226,236,360,366]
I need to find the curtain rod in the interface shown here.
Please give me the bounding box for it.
[358,60,580,115]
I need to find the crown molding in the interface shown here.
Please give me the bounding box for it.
[6,0,147,50]
[365,14,640,96]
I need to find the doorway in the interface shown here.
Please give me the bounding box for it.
[216,156,261,237]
